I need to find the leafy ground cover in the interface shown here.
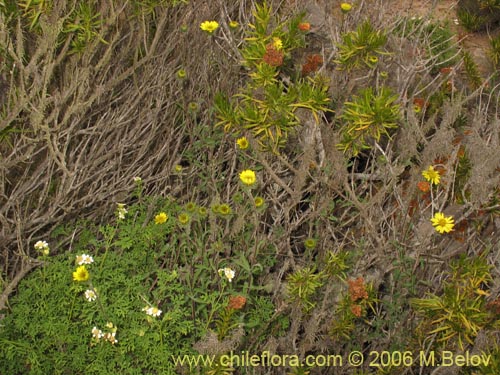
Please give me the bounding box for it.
[0,0,499,374]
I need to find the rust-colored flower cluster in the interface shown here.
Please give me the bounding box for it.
[263,43,284,67]
[298,22,311,31]
[228,295,247,310]
[302,54,323,76]
[348,277,368,300]
[348,277,368,317]
[413,97,426,113]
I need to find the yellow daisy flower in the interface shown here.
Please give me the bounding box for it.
[236,137,249,150]
[176,69,187,79]
[254,196,265,207]
[340,3,352,13]
[239,169,256,186]
[229,20,239,28]
[200,20,219,34]
[218,203,232,216]
[422,166,441,185]
[73,266,89,282]
[178,212,190,225]
[431,212,455,234]
[155,212,168,224]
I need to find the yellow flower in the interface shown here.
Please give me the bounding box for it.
[185,202,197,212]
[229,20,239,28]
[272,37,283,50]
[155,212,168,224]
[431,212,455,234]
[236,137,249,150]
[239,169,256,186]
[422,166,441,185]
[198,206,207,218]
[178,212,190,225]
[174,164,183,173]
[340,3,352,12]
[304,238,317,250]
[218,203,232,216]
[368,55,378,64]
[73,266,89,282]
[200,20,219,34]
[254,196,265,207]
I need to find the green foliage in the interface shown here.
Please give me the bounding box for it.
[337,86,400,156]
[425,21,459,73]
[0,187,278,373]
[323,250,351,280]
[214,1,331,152]
[18,0,52,30]
[0,250,195,374]
[462,50,483,89]
[335,20,389,70]
[489,33,500,68]
[395,17,459,74]
[286,267,325,312]
[479,0,500,9]
[457,9,487,32]
[63,2,107,53]
[411,254,499,350]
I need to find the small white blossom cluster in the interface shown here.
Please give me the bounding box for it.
[92,323,117,344]
[76,254,94,265]
[34,240,50,256]
[116,203,128,220]
[218,267,235,282]
[133,176,142,183]
[143,306,162,317]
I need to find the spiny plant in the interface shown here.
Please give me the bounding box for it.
[411,253,500,350]
[479,0,500,10]
[286,266,325,312]
[462,50,483,89]
[18,0,52,30]
[63,2,107,53]
[457,9,487,32]
[425,21,460,74]
[337,86,400,157]
[335,20,389,70]
[489,33,500,68]
[214,1,331,152]
[395,17,459,74]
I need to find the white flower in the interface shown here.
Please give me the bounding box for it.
[84,289,97,302]
[34,240,49,250]
[116,203,128,220]
[133,176,142,183]
[103,331,118,344]
[218,267,235,282]
[76,254,94,265]
[91,326,103,339]
[143,306,162,317]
